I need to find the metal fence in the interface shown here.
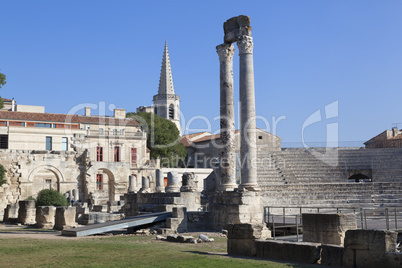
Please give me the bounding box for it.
[264,206,402,241]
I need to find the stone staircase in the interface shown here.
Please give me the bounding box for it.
[257,148,402,209]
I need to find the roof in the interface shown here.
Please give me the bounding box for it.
[179,136,193,147]
[183,128,281,144]
[0,111,139,126]
[157,41,175,95]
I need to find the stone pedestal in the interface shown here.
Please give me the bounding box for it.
[36,206,56,229]
[165,171,180,193]
[155,169,165,193]
[54,206,77,230]
[302,213,357,246]
[208,191,264,231]
[18,200,36,225]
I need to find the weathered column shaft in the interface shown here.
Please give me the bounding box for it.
[217,43,237,191]
[237,36,259,191]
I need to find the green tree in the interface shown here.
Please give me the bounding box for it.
[0,72,7,109]
[127,112,187,167]
[36,189,69,207]
[0,164,6,187]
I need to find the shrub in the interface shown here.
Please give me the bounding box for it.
[0,164,6,187]
[36,189,68,207]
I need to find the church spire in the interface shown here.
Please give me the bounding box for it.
[158,41,175,95]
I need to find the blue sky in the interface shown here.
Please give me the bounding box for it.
[1,0,402,146]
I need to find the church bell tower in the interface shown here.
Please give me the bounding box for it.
[153,41,181,134]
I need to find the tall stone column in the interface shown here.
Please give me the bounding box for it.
[216,43,237,191]
[237,35,260,191]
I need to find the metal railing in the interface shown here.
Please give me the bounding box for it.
[264,206,402,241]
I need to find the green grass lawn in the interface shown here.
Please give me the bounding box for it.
[0,229,314,267]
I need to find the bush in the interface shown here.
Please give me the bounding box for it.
[36,189,68,207]
[0,164,6,187]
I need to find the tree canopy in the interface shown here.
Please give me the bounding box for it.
[127,112,186,167]
[0,72,6,109]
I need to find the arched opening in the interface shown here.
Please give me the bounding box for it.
[154,106,158,115]
[94,168,115,204]
[28,165,63,198]
[169,104,174,119]
[348,174,372,183]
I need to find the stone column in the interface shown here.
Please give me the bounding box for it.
[165,171,180,193]
[217,43,237,191]
[237,35,259,191]
[155,169,165,193]
[128,175,137,193]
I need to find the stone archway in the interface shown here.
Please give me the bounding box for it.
[27,165,64,197]
[94,168,116,204]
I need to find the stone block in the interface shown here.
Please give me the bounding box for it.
[228,238,256,256]
[302,213,357,246]
[18,200,36,225]
[172,207,186,218]
[35,206,56,229]
[344,229,398,252]
[320,244,344,266]
[3,203,19,223]
[226,223,269,239]
[92,205,107,212]
[255,240,321,264]
[54,206,77,230]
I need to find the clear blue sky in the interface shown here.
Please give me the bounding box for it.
[1,0,402,146]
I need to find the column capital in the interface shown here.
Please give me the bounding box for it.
[237,36,253,55]
[216,43,235,62]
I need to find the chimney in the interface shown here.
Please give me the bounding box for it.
[392,127,399,137]
[85,107,91,116]
[114,108,126,119]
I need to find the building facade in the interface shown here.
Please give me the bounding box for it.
[0,102,151,218]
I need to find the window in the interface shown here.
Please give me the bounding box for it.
[113,129,117,135]
[169,104,174,119]
[45,179,52,189]
[131,147,137,164]
[46,137,52,150]
[120,129,125,136]
[99,128,104,135]
[258,136,263,140]
[36,123,52,128]
[96,174,103,190]
[154,107,157,115]
[0,135,8,149]
[9,121,25,127]
[114,146,120,162]
[85,125,90,130]
[96,146,103,162]
[62,137,68,151]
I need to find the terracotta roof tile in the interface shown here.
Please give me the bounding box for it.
[0,111,139,126]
